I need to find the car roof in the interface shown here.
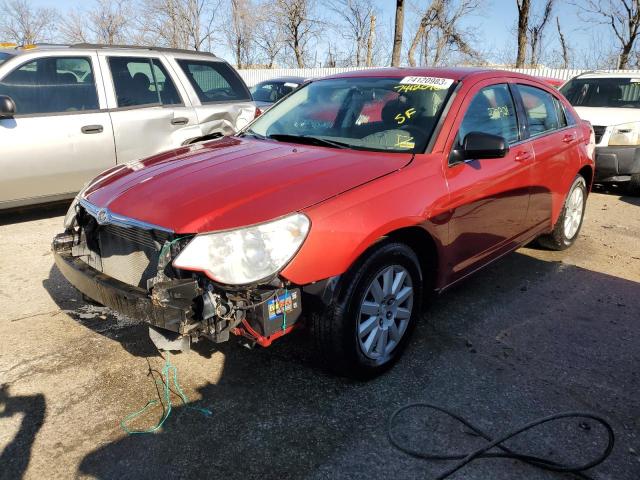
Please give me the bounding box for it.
[257,76,306,84]
[571,71,640,80]
[0,43,220,59]
[320,67,544,83]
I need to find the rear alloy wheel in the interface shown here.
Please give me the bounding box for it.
[537,175,587,251]
[311,241,423,378]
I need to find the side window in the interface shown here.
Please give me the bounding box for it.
[108,57,182,107]
[517,84,560,136]
[176,59,251,103]
[0,56,98,115]
[563,104,578,126]
[553,97,567,128]
[457,83,519,145]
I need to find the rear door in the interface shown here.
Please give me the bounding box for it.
[0,53,115,207]
[171,58,256,136]
[100,53,200,164]
[443,81,534,281]
[513,83,580,229]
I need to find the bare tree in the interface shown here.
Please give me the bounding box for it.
[515,0,531,67]
[391,0,405,66]
[225,0,257,68]
[327,0,376,67]
[408,0,479,67]
[58,11,89,43]
[365,13,375,66]
[79,0,134,45]
[273,0,319,68]
[136,0,220,51]
[574,0,640,69]
[407,1,440,67]
[0,0,57,45]
[527,0,554,66]
[556,17,570,68]
[254,17,285,68]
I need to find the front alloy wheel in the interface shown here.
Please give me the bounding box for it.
[357,265,414,359]
[312,241,423,378]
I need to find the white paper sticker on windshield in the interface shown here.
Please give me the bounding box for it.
[284,82,299,88]
[397,76,454,92]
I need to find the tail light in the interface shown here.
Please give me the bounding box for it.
[254,107,262,119]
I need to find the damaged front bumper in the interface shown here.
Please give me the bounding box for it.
[53,234,200,335]
[52,232,333,349]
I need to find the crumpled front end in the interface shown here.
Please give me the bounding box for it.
[53,200,307,350]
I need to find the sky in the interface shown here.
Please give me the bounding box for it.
[26,0,620,68]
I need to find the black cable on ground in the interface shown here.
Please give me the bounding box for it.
[387,403,615,480]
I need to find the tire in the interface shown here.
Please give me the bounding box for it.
[537,175,587,251]
[311,241,423,379]
[629,174,640,196]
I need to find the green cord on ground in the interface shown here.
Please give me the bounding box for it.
[120,351,212,435]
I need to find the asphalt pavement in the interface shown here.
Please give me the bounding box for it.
[0,189,638,480]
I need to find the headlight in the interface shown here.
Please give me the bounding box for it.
[608,122,640,146]
[173,213,310,285]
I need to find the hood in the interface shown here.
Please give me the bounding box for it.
[84,136,412,233]
[573,106,640,127]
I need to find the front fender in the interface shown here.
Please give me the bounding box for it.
[281,158,450,285]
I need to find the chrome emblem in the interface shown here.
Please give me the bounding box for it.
[96,208,111,225]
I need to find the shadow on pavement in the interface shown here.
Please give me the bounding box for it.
[0,385,46,480]
[0,202,70,227]
[592,183,640,207]
[58,251,640,480]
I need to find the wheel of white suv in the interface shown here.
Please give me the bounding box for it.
[537,175,587,251]
[311,241,423,379]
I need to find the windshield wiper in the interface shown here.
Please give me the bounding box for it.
[267,134,350,149]
[241,128,267,140]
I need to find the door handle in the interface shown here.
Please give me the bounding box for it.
[514,151,532,162]
[171,117,189,125]
[81,124,103,134]
[562,134,576,143]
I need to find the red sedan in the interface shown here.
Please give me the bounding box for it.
[53,68,594,378]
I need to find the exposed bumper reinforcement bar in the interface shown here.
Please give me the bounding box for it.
[53,236,200,334]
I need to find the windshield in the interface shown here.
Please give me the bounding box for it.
[251,81,300,102]
[561,77,640,108]
[0,53,13,66]
[245,76,456,153]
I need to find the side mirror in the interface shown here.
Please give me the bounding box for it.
[450,132,509,163]
[0,95,16,119]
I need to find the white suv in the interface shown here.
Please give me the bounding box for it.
[561,72,640,193]
[0,44,257,210]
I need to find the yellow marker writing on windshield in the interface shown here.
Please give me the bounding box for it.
[395,134,415,149]
[395,107,417,125]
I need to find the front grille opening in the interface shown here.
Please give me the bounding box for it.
[74,207,177,289]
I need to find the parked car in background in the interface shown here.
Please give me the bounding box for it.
[561,72,640,193]
[0,44,257,210]
[536,76,564,89]
[250,76,307,110]
[54,68,594,378]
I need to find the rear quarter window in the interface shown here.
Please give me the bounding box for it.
[177,59,250,104]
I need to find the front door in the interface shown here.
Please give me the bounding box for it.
[443,82,533,281]
[0,54,115,207]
